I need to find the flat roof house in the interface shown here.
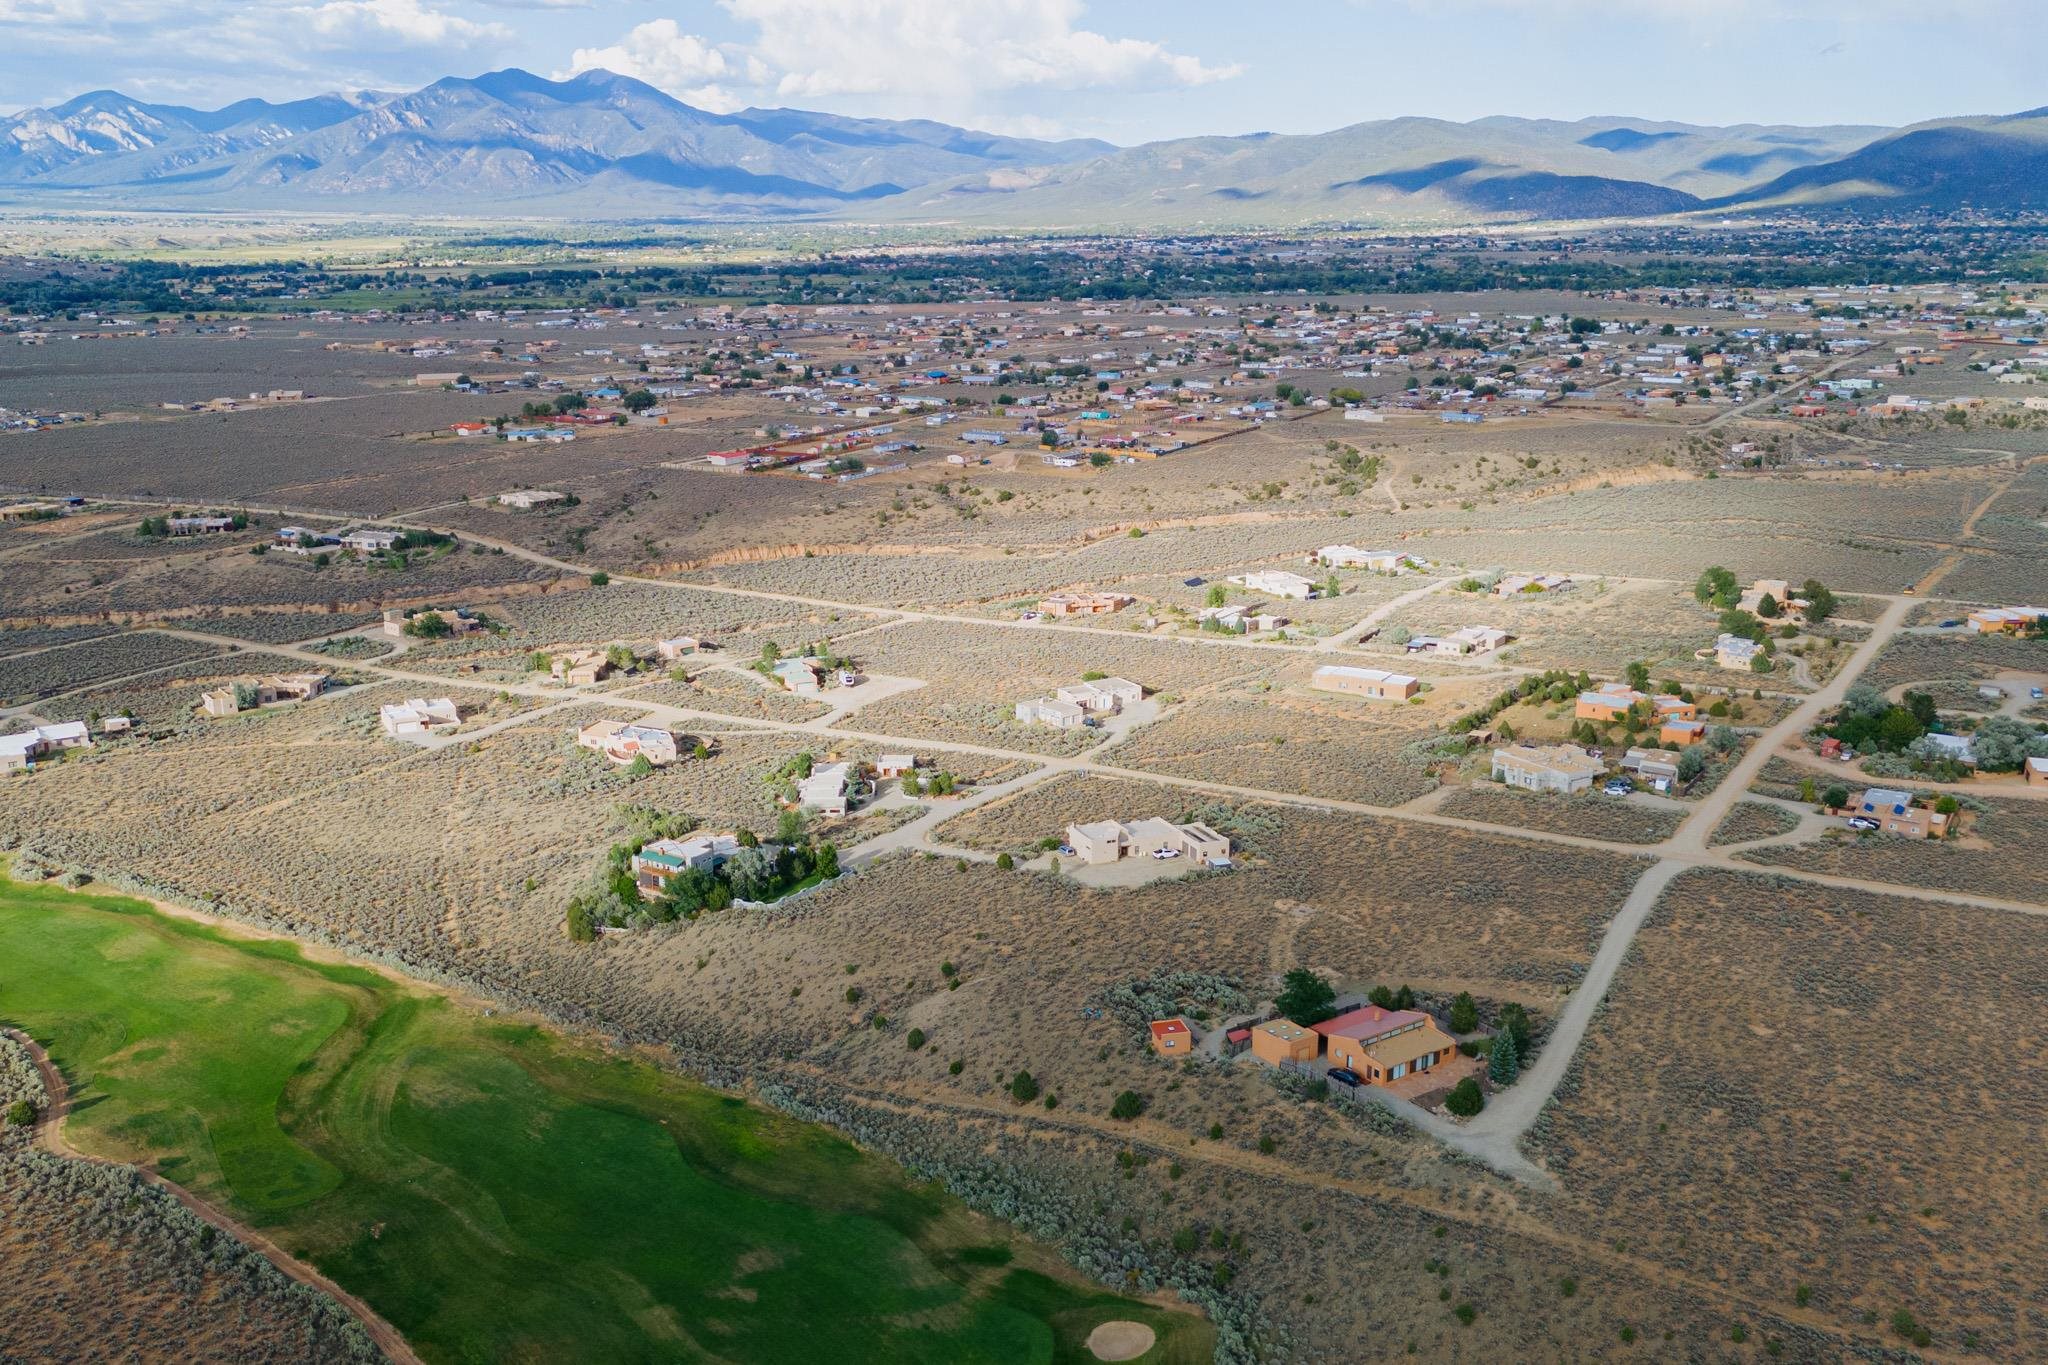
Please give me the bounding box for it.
[1249,1018,1318,1066]
[1064,818,1229,866]
[379,697,460,737]
[875,753,917,779]
[577,719,682,767]
[1311,665,1420,701]
[771,658,822,695]
[1149,1017,1196,1058]
[1575,682,1644,723]
[1016,696,1088,728]
[1856,788,1949,839]
[0,721,91,772]
[1314,1005,1458,1084]
[1054,677,1142,713]
[1491,744,1604,795]
[1039,591,1133,617]
[1967,607,2046,634]
[1622,746,1683,790]
[340,528,403,553]
[798,761,854,816]
[498,489,568,510]
[1410,625,1509,656]
[1229,569,1319,600]
[1493,572,1572,596]
[631,834,741,894]
[552,649,613,687]
[1714,634,1762,670]
[1659,718,1707,748]
[1316,546,1414,572]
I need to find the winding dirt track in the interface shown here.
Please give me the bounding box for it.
[2,1026,422,1365]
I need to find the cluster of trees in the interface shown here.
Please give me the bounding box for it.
[565,818,840,940]
[136,510,248,537]
[1830,683,1936,753]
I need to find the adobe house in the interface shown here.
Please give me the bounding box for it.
[1313,1005,1458,1084]
[1249,1018,1317,1066]
[1148,1018,1196,1058]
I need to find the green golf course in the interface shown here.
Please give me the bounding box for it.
[0,873,1209,1364]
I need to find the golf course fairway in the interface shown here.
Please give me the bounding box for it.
[0,873,1210,1364]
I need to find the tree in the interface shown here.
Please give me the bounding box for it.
[1676,747,1707,782]
[1445,1077,1484,1117]
[722,846,779,900]
[776,806,806,846]
[1206,583,1228,608]
[1449,991,1479,1034]
[564,900,595,942]
[1694,565,1738,608]
[1275,969,1335,1025]
[1110,1090,1145,1121]
[1488,1028,1521,1085]
[1009,1070,1039,1104]
[907,1028,926,1050]
[995,852,1014,870]
[1822,784,1849,812]
[1800,579,1836,623]
[1756,593,1781,619]
[589,571,610,587]
[1625,660,1651,690]
[1967,715,2048,772]
[817,843,839,878]
[1496,1001,1532,1055]
[1708,724,1742,754]
[623,388,656,412]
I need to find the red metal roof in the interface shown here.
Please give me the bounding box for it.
[1311,1005,1430,1043]
[1149,1019,1191,1039]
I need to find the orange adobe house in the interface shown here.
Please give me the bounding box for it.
[1574,682,1644,723]
[1148,1018,1195,1058]
[1659,717,1707,747]
[1313,1006,1458,1084]
[1249,1018,1318,1065]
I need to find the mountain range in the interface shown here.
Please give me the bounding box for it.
[3,68,2044,226]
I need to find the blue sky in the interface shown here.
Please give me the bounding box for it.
[4,0,2044,141]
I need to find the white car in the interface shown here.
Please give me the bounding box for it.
[837,669,859,687]
[1150,847,1181,860]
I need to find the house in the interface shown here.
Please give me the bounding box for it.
[1714,634,1763,670]
[1967,607,2047,634]
[339,528,402,553]
[1922,732,1976,766]
[1409,625,1510,656]
[1575,683,1644,723]
[771,658,822,695]
[0,721,92,773]
[552,650,613,686]
[875,753,918,780]
[1739,578,1808,617]
[498,489,568,510]
[100,715,134,734]
[166,515,234,535]
[1314,1006,1458,1084]
[1659,718,1707,748]
[797,761,854,816]
[1622,746,1683,791]
[1063,817,1230,866]
[631,834,741,894]
[1317,546,1415,572]
[1039,591,1133,617]
[2025,755,2048,785]
[1491,744,1604,795]
[1249,1018,1318,1066]
[1229,569,1319,600]
[1854,788,1948,839]
[1652,695,1697,722]
[655,636,704,662]
[1311,665,1420,701]
[1016,696,1088,728]
[1493,573,1573,597]
[379,697,460,737]
[1055,677,1143,714]
[200,673,329,718]
[1148,1017,1196,1058]
[1201,604,1287,633]
[382,607,482,639]
[576,719,682,767]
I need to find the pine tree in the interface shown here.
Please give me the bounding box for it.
[1488,1028,1520,1085]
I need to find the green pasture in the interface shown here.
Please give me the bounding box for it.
[0,873,1207,1365]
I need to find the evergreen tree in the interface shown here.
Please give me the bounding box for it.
[1449,991,1479,1034]
[1488,1028,1520,1085]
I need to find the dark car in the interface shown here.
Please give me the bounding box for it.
[1183,577,1205,587]
[1326,1068,1363,1087]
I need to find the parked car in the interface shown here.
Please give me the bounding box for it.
[1057,844,1075,857]
[1847,816,1880,831]
[1602,778,1634,797]
[1326,1068,1363,1087]
[1183,577,1205,587]
[1150,847,1180,860]
[2033,687,2044,701]
[1938,619,1963,629]
[836,669,859,687]
[1019,610,1041,621]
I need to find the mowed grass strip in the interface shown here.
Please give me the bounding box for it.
[0,875,1208,1365]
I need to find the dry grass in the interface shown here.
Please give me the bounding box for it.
[1528,867,2048,1358]
[1436,785,1684,845]
[1708,801,1802,846]
[0,631,230,706]
[1738,797,2048,904]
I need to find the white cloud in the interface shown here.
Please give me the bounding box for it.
[722,0,1237,100]
[563,17,742,109]
[300,0,507,47]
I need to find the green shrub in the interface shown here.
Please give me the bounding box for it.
[1445,1077,1484,1117]
[1009,1071,1039,1104]
[6,1098,36,1127]
[906,1028,925,1050]
[1110,1090,1145,1120]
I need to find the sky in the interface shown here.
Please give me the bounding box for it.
[3,0,2044,141]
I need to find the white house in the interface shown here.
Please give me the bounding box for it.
[577,719,682,767]
[1229,569,1319,600]
[1065,817,1230,866]
[1317,546,1416,573]
[341,528,403,553]
[498,489,568,510]
[0,721,92,773]
[1714,633,1763,670]
[797,761,854,816]
[379,697,461,737]
[771,658,822,695]
[1015,697,1088,728]
[1054,677,1143,714]
[1310,665,1420,700]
